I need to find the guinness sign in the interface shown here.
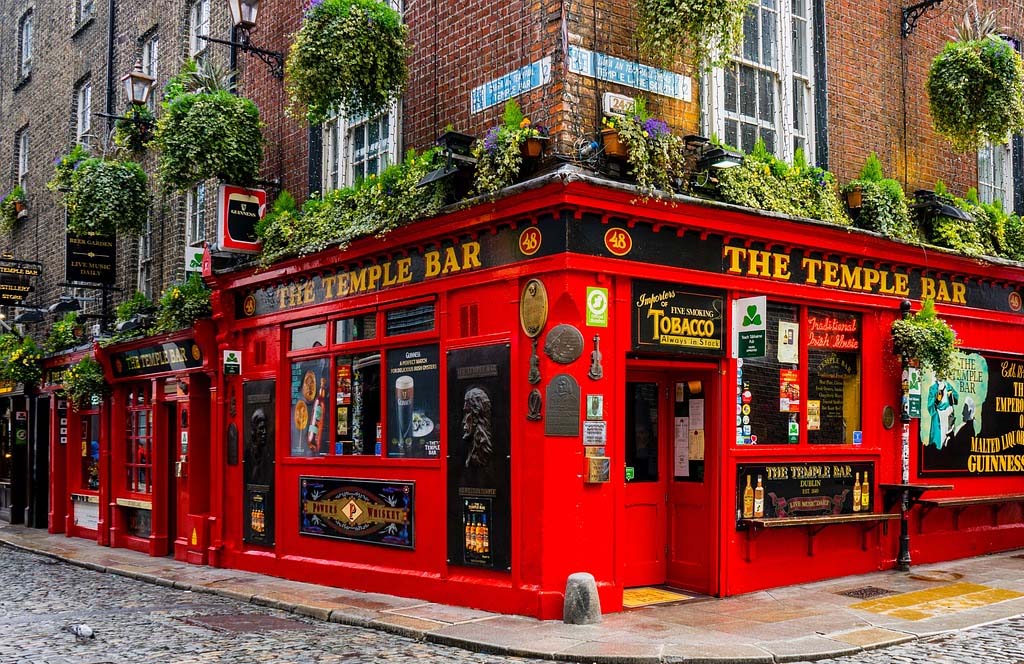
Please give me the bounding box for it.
[217,185,266,254]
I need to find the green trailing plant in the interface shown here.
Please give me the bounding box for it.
[46,312,85,354]
[152,274,212,333]
[62,356,108,410]
[635,0,748,70]
[47,144,90,193]
[0,334,43,385]
[113,105,156,154]
[926,10,1024,152]
[153,62,263,190]
[286,0,411,125]
[1003,211,1024,262]
[64,158,150,236]
[841,153,915,242]
[472,100,549,195]
[604,98,687,199]
[257,148,448,265]
[891,299,958,379]
[0,186,26,232]
[715,140,849,226]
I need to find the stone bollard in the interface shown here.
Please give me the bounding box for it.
[563,572,601,625]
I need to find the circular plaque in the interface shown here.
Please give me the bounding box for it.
[520,279,548,338]
[544,324,585,364]
[882,405,896,430]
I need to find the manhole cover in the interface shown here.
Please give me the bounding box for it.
[182,614,313,633]
[908,570,963,583]
[835,586,898,599]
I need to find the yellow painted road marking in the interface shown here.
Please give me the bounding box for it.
[623,587,694,608]
[851,582,1023,621]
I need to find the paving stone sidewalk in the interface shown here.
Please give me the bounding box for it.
[4,524,1024,663]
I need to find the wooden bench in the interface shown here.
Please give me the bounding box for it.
[919,493,1024,530]
[740,513,900,559]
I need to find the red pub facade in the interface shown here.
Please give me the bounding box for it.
[45,172,1024,619]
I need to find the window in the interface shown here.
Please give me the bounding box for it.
[18,11,32,78]
[16,127,29,190]
[80,411,100,490]
[141,32,159,111]
[736,302,863,446]
[137,214,152,297]
[979,141,1012,212]
[323,111,399,189]
[188,0,210,65]
[125,385,153,494]
[705,0,816,161]
[287,302,439,459]
[79,0,94,23]
[75,80,92,148]
[187,183,206,247]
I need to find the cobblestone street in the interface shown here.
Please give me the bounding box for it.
[0,547,558,664]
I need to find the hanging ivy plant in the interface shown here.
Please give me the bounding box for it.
[113,105,156,155]
[891,299,958,378]
[926,11,1024,152]
[0,186,26,233]
[635,0,748,70]
[286,0,411,125]
[0,334,43,386]
[48,144,90,193]
[62,356,108,411]
[46,312,86,354]
[64,158,150,236]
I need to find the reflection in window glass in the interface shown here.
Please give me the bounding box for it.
[290,323,327,351]
[386,303,435,336]
[740,303,799,444]
[335,314,376,344]
[807,309,862,444]
[626,382,659,482]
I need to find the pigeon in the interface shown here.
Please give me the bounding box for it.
[63,624,95,641]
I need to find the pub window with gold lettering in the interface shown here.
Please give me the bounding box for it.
[806,309,862,445]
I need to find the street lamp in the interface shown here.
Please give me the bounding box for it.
[202,0,284,80]
[120,61,156,107]
[896,299,913,572]
[226,0,259,29]
[48,295,82,315]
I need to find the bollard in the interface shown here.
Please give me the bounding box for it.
[563,572,601,624]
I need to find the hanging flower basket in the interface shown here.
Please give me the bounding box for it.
[286,0,411,125]
[64,158,150,236]
[635,0,748,70]
[891,299,958,378]
[926,11,1024,152]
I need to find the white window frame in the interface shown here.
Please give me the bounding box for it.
[322,109,401,191]
[186,183,206,248]
[141,32,159,111]
[76,80,92,148]
[79,0,94,22]
[137,213,153,297]
[19,11,32,78]
[978,141,1012,212]
[189,0,209,63]
[703,0,815,163]
[16,129,29,191]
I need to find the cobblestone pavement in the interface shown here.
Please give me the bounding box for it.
[805,616,1024,664]
[0,546,561,664]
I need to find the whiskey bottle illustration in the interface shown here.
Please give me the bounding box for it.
[861,471,870,510]
[480,514,490,553]
[307,378,327,453]
[753,475,764,518]
[742,475,754,518]
[853,473,861,512]
[468,515,478,552]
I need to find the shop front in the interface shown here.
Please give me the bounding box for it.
[0,380,39,527]
[205,175,1024,619]
[96,324,215,560]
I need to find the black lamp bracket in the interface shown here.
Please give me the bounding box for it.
[901,0,944,38]
[203,29,284,80]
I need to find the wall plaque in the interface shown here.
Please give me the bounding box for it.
[519,279,548,337]
[544,324,584,364]
[545,374,580,436]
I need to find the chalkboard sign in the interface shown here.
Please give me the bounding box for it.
[736,461,874,526]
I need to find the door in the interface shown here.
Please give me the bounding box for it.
[167,401,182,554]
[621,366,717,594]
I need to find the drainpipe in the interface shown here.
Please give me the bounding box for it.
[105,0,116,132]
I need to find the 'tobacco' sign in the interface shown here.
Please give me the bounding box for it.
[217,185,266,254]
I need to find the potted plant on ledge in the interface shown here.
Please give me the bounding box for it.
[891,299,958,379]
[0,186,27,232]
[472,99,548,195]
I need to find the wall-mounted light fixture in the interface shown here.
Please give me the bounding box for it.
[203,0,285,80]
[121,61,156,107]
[911,190,973,222]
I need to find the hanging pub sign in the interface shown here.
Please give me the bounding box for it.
[447,344,511,570]
[736,461,874,527]
[632,280,725,355]
[920,351,1024,475]
[0,257,40,305]
[216,184,266,254]
[108,338,204,378]
[66,233,115,285]
[299,476,414,549]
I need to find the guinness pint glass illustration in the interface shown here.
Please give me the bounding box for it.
[395,375,414,451]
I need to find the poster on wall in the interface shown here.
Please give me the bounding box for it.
[735,462,874,526]
[290,358,331,456]
[920,351,1024,475]
[386,345,441,458]
[299,476,414,548]
[447,344,511,570]
[243,379,275,546]
[632,280,725,355]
